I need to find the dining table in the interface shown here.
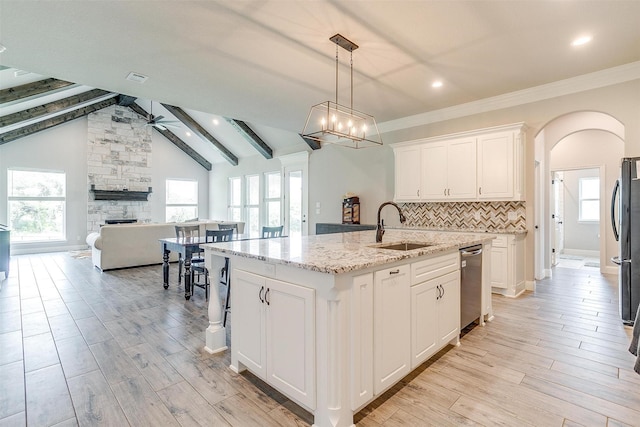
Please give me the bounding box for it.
[159,232,254,300]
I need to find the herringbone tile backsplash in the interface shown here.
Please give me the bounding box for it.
[400,201,526,232]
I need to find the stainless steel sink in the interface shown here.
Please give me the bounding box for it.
[373,242,433,251]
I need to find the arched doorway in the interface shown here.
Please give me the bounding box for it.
[534,111,624,280]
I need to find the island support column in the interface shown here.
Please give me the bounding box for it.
[204,250,228,354]
[313,282,355,427]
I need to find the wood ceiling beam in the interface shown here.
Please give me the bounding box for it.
[161,103,239,166]
[0,89,111,128]
[0,78,75,105]
[300,135,321,150]
[129,103,212,171]
[0,97,117,145]
[225,119,273,159]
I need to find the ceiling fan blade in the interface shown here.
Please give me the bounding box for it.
[154,115,165,122]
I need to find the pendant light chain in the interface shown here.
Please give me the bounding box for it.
[350,49,354,113]
[335,42,339,105]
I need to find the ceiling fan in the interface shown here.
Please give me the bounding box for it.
[144,101,180,131]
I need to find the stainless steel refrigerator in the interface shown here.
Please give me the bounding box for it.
[611,157,640,325]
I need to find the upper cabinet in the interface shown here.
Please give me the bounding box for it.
[394,145,422,200]
[393,123,525,202]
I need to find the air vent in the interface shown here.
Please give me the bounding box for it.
[126,72,148,83]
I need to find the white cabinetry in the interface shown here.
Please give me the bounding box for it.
[394,145,422,200]
[233,269,316,409]
[421,138,476,200]
[393,123,525,202]
[373,264,411,395]
[486,234,526,298]
[477,131,521,199]
[410,252,460,369]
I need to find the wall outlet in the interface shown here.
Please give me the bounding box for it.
[474,211,481,221]
[507,211,517,221]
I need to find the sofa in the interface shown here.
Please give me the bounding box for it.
[86,220,245,271]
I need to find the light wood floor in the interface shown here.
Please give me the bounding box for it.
[0,253,638,426]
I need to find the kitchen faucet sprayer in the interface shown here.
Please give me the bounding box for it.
[376,201,406,243]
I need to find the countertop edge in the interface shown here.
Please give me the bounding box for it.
[203,230,494,275]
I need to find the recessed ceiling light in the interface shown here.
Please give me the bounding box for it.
[571,35,592,47]
[186,131,192,137]
[213,119,219,125]
[432,80,443,88]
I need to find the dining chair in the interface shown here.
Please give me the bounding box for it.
[217,223,238,233]
[174,224,205,288]
[262,225,284,238]
[206,228,234,325]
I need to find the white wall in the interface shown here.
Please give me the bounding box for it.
[0,119,88,253]
[557,168,600,253]
[308,144,396,230]
[150,131,209,222]
[0,116,210,254]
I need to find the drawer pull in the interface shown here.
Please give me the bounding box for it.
[389,269,400,275]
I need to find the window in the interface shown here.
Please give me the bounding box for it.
[245,175,260,237]
[166,179,198,222]
[579,177,599,221]
[264,171,281,227]
[228,177,242,222]
[8,169,66,242]
[228,172,283,237]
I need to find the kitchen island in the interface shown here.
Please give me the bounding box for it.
[203,229,493,427]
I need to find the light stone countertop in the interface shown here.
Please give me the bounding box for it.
[202,229,494,275]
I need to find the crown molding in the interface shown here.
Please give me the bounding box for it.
[378,61,640,134]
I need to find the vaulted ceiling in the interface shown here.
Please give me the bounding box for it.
[1,0,640,164]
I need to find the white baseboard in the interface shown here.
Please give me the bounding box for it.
[11,244,88,255]
[544,268,552,278]
[526,280,536,291]
[562,248,599,258]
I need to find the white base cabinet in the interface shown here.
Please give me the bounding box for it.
[232,269,316,409]
[373,264,411,395]
[486,234,526,297]
[410,253,460,369]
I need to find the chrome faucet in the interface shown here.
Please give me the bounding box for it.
[376,201,406,242]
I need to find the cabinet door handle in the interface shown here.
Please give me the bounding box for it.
[417,189,420,197]
[259,286,265,303]
[265,288,270,305]
[479,187,482,195]
[440,284,445,298]
[389,269,400,275]
[436,284,441,300]
[443,188,447,196]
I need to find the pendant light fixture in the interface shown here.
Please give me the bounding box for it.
[301,34,382,148]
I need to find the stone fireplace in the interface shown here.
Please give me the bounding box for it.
[86,105,153,233]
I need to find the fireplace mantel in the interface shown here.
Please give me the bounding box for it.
[90,185,152,201]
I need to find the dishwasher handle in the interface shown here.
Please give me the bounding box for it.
[460,247,483,257]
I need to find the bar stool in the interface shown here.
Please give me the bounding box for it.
[206,229,234,325]
[261,225,283,238]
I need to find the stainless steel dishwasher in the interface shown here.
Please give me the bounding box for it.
[460,244,483,329]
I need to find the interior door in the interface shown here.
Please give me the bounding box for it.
[552,171,565,266]
[281,152,309,237]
